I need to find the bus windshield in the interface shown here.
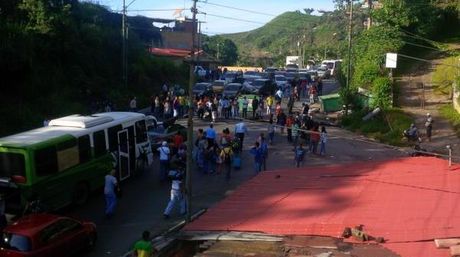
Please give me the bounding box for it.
[0,152,26,178]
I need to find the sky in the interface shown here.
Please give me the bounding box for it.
[89,0,336,34]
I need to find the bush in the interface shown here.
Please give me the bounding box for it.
[439,104,460,137]
[341,108,413,146]
[372,76,393,109]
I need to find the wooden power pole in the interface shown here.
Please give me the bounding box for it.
[186,0,198,223]
[367,0,373,30]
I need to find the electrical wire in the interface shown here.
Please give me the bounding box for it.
[197,0,277,17]
[198,12,265,25]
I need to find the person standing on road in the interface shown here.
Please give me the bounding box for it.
[294,143,305,168]
[235,122,247,150]
[163,166,186,219]
[206,123,217,147]
[286,114,294,143]
[132,230,154,257]
[157,141,170,182]
[319,126,328,156]
[252,97,259,119]
[242,97,249,119]
[250,141,264,173]
[267,119,275,145]
[317,77,323,96]
[104,170,118,219]
[260,135,269,171]
[309,126,320,154]
[220,146,233,180]
[292,121,300,146]
[425,113,433,142]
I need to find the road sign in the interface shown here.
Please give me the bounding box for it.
[386,53,397,68]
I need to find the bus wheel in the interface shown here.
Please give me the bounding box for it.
[73,182,89,206]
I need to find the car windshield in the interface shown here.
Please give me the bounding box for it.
[276,76,286,81]
[0,152,26,178]
[1,233,31,252]
[226,85,240,91]
[213,81,225,87]
[252,80,267,88]
[194,84,207,90]
[323,62,334,69]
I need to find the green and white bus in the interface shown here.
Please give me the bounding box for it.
[0,112,153,214]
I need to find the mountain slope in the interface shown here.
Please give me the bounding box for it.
[222,11,348,65]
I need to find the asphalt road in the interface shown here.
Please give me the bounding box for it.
[71,79,407,257]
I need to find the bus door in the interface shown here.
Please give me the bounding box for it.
[117,130,130,181]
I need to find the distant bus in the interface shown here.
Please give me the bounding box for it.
[0,112,153,214]
[321,59,342,77]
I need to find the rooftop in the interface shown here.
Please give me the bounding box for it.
[185,157,460,257]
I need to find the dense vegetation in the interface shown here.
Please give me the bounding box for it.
[222,10,354,67]
[0,0,188,136]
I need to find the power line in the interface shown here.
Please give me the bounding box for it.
[400,41,447,52]
[197,0,277,17]
[397,53,460,69]
[198,12,265,25]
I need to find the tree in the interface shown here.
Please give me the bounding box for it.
[202,35,238,65]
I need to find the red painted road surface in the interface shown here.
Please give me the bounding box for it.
[185,157,460,257]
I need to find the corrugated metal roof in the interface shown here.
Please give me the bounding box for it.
[185,157,459,257]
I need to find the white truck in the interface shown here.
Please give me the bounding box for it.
[286,56,300,69]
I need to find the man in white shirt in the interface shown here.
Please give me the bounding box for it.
[163,167,185,219]
[157,141,170,181]
[235,122,248,150]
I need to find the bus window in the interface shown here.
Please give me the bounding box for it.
[0,152,26,178]
[78,135,91,163]
[108,125,122,152]
[93,130,107,157]
[56,138,79,171]
[135,120,147,144]
[35,146,58,176]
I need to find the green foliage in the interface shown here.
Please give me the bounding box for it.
[432,55,460,95]
[351,26,403,89]
[439,104,460,137]
[341,108,413,146]
[371,77,393,109]
[0,1,187,137]
[202,35,238,65]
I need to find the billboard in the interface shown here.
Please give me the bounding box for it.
[286,56,300,66]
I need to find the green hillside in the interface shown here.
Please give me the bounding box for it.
[222,10,357,66]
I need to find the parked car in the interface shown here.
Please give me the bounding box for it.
[223,83,243,98]
[306,70,318,81]
[274,75,288,88]
[222,72,239,84]
[148,123,187,151]
[193,82,213,97]
[316,66,331,79]
[264,67,278,73]
[212,80,226,94]
[0,213,97,257]
[252,79,277,96]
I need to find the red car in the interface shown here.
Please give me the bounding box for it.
[0,214,96,257]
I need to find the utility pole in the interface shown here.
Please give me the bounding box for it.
[122,0,127,88]
[367,0,372,30]
[345,0,354,106]
[186,0,198,223]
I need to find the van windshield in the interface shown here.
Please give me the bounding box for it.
[0,152,26,178]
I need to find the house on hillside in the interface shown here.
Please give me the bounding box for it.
[149,18,219,69]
